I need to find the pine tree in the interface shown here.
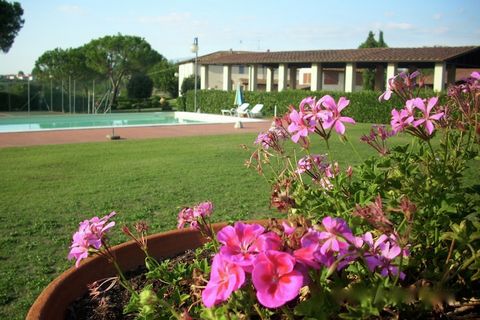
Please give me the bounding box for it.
[359,31,378,49]
[358,31,388,90]
[378,31,388,48]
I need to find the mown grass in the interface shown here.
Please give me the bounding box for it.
[0,123,475,319]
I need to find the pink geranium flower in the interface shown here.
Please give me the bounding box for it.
[295,154,327,175]
[177,207,195,229]
[68,211,116,268]
[363,232,406,280]
[287,109,316,143]
[317,216,353,255]
[252,250,304,308]
[202,254,245,307]
[193,201,213,218]
[217,222,281,272]
[319,95,355,135]
[282,221,295,236]
[411,97,444,135]
[379,75,398,102]
[296,217,356,268]
[293,244,321,269]
[378,88,392,102]
[299,96,331,122]
[177,201,214,230]
[299,96,316,112]
[254,132,271,149]
[390,107,414,133]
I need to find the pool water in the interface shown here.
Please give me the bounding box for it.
[0,111,266,133]
[0,112,203,133]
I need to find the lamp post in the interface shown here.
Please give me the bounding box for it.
[49,74,53,112]
[27,75,32,115]
[61,79,64,113]
[191,37,198,112]
[8,75,14,111]
[68,74,71,114]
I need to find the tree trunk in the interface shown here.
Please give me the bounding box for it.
[109,73,124,111]
[110,84,119,110]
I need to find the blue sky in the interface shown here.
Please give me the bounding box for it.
[1,0,479,74]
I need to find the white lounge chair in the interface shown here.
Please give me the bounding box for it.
[238,104,264,118]
[221,103,250,116]
[247,104,264,118]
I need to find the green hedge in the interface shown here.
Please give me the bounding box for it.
[180,89,447,124]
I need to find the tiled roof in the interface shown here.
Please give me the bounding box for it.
[194,46,479,65]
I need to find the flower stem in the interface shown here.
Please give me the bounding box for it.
[254,304,267,320]
[156,299,182,319]
[282,306,295,319]
[392,253,403,286]
[426,139,436,158]
[345,134,363,163]
[111,259,138,298]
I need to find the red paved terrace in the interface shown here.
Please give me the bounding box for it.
[0,121,272,148]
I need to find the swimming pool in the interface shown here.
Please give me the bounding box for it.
[0,112,265,133]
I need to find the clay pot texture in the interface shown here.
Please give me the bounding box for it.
[27,220,268,320]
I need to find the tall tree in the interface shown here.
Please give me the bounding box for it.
[33,48,74,84]
[378,31,388,48]
[358,30,388,90]
[33,47,100,91]
[127,73,153,99]
[149,59,178,98]
[358,31,378,49]
[84,34,163,108]
[0,0,24,53]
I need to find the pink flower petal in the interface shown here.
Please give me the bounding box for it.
[320,95,336,111]
[339,116,355,124]
[252,251,303,308]
[429,112,444,121]
[334,120,346,135]
[426,97,438,114]
[336,97,350,112]
[425,120,434,135]
[202,254,245,307]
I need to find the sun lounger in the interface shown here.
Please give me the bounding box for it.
[221,103,250,116]
[246,104,264,118]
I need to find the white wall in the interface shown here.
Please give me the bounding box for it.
[178,62,195,96]
[178,62,363,94]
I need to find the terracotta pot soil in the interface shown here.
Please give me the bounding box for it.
[27,221,245,320]
[66,249,212,320]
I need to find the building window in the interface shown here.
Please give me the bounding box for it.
[356,72,363,86]
[238,65,245,74]
[324,71,339,85]
[303,73,311,84]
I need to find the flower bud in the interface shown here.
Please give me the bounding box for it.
[139,288,159,306]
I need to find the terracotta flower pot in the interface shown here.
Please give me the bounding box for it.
[27,220,269,320]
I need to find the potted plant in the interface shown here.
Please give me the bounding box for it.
[28,71,480,319]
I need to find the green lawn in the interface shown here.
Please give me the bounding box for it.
[0,123,471,319]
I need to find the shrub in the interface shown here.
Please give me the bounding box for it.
[127,73,153,100]
[180,75,200,96]
[182,89,446,123]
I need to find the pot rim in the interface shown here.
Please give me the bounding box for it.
[26,219,270,320]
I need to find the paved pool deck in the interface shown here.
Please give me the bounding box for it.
[0,121,273,148]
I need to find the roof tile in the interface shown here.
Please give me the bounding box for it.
[195,46,478,65]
